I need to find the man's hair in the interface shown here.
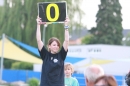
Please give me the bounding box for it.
[125,71,130,86]
[84,64,104,82]
[64,62,74,74]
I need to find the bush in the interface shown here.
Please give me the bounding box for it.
[11,62,33,70]
[4,58,16,69]
[11,62,21,69]
[27,78,39,86]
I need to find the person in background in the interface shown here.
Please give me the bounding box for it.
[64,63,79,86]
[125,70,130,86]
[94,75,118,86]
[36,16,70,86]
[84,64,104,86]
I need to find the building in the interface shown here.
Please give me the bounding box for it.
[67,44,130,75]
[69,29,130,45]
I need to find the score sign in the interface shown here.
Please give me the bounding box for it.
[37,1,67,23]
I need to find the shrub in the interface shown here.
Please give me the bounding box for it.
[11,62,33,70]
[27,78,39,86]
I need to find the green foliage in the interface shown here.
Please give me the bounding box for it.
[89,0,123,45]
[11,62,33,70]
[27,78,39,86]
[11,62,21,69]
[82,34,94,44]
[122,32,130,46]
[0,0,84,47]
[4,59,16,69]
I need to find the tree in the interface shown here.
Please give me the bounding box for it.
[122,32,130,46]
[0,0,84,69]
[11,62,33,70]
[81,34,94,44]
[89,0,123,45]
[0,0,84,47]
[4,59,16,69]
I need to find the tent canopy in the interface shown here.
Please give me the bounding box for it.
[0,36,85,64]
[9,37,39,57]
[0,37,42,64]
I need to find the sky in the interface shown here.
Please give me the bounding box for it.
[0,0,3,6]
[81,0,130,29]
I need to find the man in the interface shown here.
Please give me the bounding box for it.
[84,64,104,86]
[125,70,130,86]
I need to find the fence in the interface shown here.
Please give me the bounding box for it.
[2,69,126,86]
[2,69,41,82]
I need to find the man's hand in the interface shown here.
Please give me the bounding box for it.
[64,17,70,26]
[36,16,42,25]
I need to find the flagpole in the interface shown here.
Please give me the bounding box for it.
[43,24,47,44]
[0,33,5,81]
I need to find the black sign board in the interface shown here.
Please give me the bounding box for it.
[37,1,67,23]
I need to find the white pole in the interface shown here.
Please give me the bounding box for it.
[89,56,92,65]
[43,24,47,44]
[0,33,5,81]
